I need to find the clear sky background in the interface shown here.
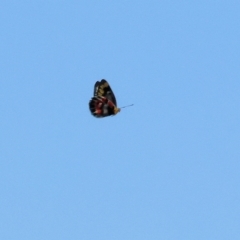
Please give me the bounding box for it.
[1,1,240,239]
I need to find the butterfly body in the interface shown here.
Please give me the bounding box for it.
[89,80,120,118]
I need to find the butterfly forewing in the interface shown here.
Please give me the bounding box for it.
[94,80,117,106]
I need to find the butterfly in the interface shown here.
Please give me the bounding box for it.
[89,79,121,118]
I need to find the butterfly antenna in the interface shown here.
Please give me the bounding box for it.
[120,104,134,109]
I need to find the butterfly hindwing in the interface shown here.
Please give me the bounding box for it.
[89,96,116,118]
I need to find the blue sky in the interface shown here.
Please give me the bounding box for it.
[1,1,240,239]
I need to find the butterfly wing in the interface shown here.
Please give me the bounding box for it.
[94,79,117,106]
[89,96,116,118]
